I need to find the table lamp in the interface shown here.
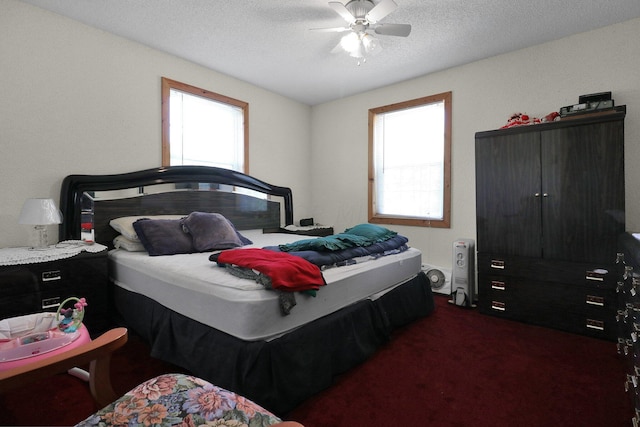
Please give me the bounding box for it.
[18,198,63,249]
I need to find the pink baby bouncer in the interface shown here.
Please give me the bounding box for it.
[0,300,304,425]
[0,297,90,375]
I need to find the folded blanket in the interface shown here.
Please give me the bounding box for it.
[278,223,398,252]
[265,234,409,267]
[210,248,326,292]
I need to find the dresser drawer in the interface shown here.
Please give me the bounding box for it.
[0,265,37,295]
[27,253,108,287]
[478,253,616,289]
[0,250,110,335]
[478,274,616,339]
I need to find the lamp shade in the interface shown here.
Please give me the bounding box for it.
[18,198,63,225]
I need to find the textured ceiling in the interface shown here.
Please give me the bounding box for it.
[17,0,640,105]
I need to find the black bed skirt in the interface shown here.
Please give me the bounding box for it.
[113,271,434,415]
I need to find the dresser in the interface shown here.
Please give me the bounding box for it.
[617,232,640,424]
[0,245,110,336]
[475,107,625,340]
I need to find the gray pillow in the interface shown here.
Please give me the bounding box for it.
[181,212,245,252]
[132,218,193,256]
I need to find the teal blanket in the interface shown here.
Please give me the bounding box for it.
[278,223,398,252]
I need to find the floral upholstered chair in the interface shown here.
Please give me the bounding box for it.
[0,328,302,427]
[76,373,301,427]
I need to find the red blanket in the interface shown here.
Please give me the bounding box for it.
[214,248,326,292]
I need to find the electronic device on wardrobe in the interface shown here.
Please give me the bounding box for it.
[560,91,615,117]
[449,239,476,308]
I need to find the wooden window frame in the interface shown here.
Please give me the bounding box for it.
[368,91,452,228]
[161,77,249,172]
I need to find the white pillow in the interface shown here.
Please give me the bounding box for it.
[109,215,186,241]
[113,235,146,252]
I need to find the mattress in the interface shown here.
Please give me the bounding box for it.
[109,230,422,341]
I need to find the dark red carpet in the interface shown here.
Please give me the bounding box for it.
[0,295,632,426]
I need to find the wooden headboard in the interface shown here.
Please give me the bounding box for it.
[59,166,294,247]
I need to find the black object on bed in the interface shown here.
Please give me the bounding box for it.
[59,165,434,415]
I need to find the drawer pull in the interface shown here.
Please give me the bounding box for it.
[491,280,506,291]
[625,374,638,392]
[586,319,605,331]
[491,301,506,311]
[41,297,61,309]
[586,295,605,306]
[490,260,505,270]
[585,269,607,282]
[42,270,62,282]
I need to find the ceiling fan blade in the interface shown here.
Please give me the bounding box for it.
[329,1,355,23]
[310,26,351,33]
[366,0,397,23]
[374,23,411,37]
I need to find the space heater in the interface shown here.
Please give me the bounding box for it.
[450,239,476,307]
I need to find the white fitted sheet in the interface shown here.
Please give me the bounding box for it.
[110,230,422,341]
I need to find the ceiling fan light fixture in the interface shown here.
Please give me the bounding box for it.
[340,31,378,64]
[361,33,378,52]
[340,31,361,54]
[320,0,408,64]
[350,45,365,59]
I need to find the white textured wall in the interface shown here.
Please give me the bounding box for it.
[2,0,639,272]
[311,18,640,269]
[0,0,312,247]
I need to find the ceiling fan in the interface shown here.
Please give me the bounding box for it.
[313,0,412,65]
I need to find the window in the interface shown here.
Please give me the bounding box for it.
[368,91,451,228]
[161,77,248,172]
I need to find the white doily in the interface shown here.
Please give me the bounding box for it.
[0,241,107,266]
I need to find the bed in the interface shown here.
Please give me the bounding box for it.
[59,166,434,415]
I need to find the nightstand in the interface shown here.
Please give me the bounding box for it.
[0,244,110,337]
